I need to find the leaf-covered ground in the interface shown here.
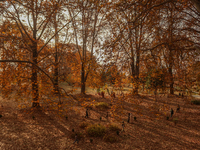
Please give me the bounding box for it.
[0,93,199,150]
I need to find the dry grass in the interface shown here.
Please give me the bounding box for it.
[0,92,200,150]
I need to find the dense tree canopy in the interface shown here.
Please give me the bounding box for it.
[0,0,199,108]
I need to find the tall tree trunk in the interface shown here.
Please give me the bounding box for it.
[135,49,140,95]
[2,64,5,89]
[133,8,140,95]
[31,42,39,107]
[131,58,135,81]
[1,40,5,90]
[169,5,174,95]
[0,16,5,91]
[53,12,59,95]
[130,34,136,94]
[54,56,59,94]
[169,53,174,94]
[81,63,86,94]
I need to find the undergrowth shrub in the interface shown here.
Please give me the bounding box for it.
[132,90,138,96]
[95,102,109,109]
[79,121,90,129]
[191,100,200,105]
[108,124,121,132]
[103,134,118,143]
[86,124,106,137]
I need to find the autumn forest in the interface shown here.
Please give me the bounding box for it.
[0,0,200,149]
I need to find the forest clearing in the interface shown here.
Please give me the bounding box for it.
[0,88,200,150]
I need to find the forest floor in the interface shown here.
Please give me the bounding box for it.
[0,92,200,150]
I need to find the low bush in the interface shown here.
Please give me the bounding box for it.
[103,134,118,143]
[79,121,90,129]
[95,102,109,109]
[191,100,200,105]
[86,124,106,137]
[108,124,121,132]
